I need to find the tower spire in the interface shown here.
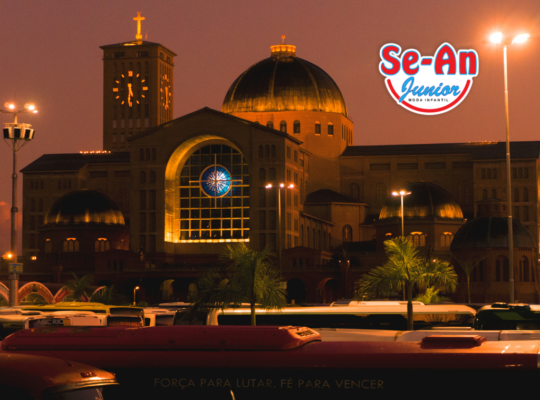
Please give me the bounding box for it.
[133,12,145,44]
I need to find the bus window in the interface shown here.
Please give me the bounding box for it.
[173,311,208,325]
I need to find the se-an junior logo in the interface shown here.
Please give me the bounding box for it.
[379,43,479,115]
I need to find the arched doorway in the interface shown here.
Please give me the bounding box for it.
[320,278,340,304]
[286,278,306,304]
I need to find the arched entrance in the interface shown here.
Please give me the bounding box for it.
[318,278,340,304]
[286,278,306,304]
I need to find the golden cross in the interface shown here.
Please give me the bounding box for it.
[281,35,285,44]
[134,12,145,42]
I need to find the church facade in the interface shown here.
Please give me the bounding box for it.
[17,19,540,304]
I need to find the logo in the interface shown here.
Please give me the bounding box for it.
[379,43,478,115]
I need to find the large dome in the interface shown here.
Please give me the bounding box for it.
[222,40,348,117]
[44,190,125,226]
[379,182,463,220]
[450,217,537,250]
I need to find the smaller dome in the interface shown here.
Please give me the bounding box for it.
[450,217,537,250]
[379,182,463,220]
[44,190,125,226]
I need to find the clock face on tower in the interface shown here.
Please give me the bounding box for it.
[160,74,172,110]
[112,71,149,107]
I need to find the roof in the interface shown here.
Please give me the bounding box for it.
[222,52,348,117]
[100,41,177,56]
[341,141,540,159]
[129,107,303,145]
[21,153,130,173]
[379,182,464,220]
[305,189,361,204]
[450,216,537,250]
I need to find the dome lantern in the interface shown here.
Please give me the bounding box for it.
[270,35,296,58]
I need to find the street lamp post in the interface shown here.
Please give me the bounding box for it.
[265,183,294,273]
[1,103,37,306]
[392,190,411,300]
[133,286,140,305]
[488,32,529,303]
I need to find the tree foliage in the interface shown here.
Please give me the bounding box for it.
[355,237,458,330]
[90,285,130,305]
[61,274,94,302]
[189,243,287,325]
[455,258,484,303]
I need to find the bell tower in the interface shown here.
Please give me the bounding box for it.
[100,12,176,152]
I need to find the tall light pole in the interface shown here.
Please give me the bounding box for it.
[1,103,37,306]
[133,286,140,305]
[392,190,411,301]
[265,183,294,273]
[488,32,529,303]
[392,190,411,238]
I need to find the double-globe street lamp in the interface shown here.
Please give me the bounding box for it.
[265,183,294,273]
[1,103,38,306]
[488,32,529,303]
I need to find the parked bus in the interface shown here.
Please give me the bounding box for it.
[25,312,143,329]
[474,303,540,330]
[173,303,476,330]
[2,325,540,399]
[0,352,118,399]
[22,302,144,317]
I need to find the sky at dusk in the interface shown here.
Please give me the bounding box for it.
[1,0,540,253]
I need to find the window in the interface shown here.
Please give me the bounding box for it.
[408,233,426,247]
[349,183,360,200]
[315,122,321,134]
[140,190,146,209]
[293,121,300,134]
[287,147,291,159]
[149,190,156,210]
[140,213,147,232]
[151,148,157,160]
[482,189,487,200]
[150,235,156,253]
[95,239,110,252]
[259,211,266,229]
[259,188,266,207]
[487,169,491,179]
[146,148,150,160]
[524,167,529,179]
[375,183,387,207]
[523,188,529,202]
[269,210,277,230]
[269,168,276,180]
[440,233,453,248]
[265,145,270,158]
[327,122,334,136]
[280,121,287,133]
[425,162,446,169]
[342,225,352,242]
[370,163,390,171]
[271,145,276,158]
[397,163,418,170]
[63,239,79,252]
[177,145,250,241]
[492,189,497,198]
[514,206,520,221]
[150,171,156,183]
[514,189,520,202]
[266,121,274,129]
[140,171,146,184]
[520,257,530,282]
[149,213,156,232]
[45,239,52,253]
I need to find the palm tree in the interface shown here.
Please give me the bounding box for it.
[91,285,122,305]
[414,286,452,304]
[190,243,287,326]
[356,237,457,330]
[455,258,484,303]
[61,273,94,302]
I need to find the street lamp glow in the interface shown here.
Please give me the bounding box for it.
[25,104,35,111]
[489,32,503,44]
[265,183,272,189]
[512,33,530,44]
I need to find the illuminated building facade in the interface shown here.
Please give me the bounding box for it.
[17,23,540,304]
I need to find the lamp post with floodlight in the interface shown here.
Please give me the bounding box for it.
[392,190,411,300]
[265,183,294,273]
[1,103,38,306]
[133,286,140,305]
[487,32,529,303]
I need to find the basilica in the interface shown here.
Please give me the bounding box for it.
[14,19,540,304]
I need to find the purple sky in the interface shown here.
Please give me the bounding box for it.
[1,0,540,253]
